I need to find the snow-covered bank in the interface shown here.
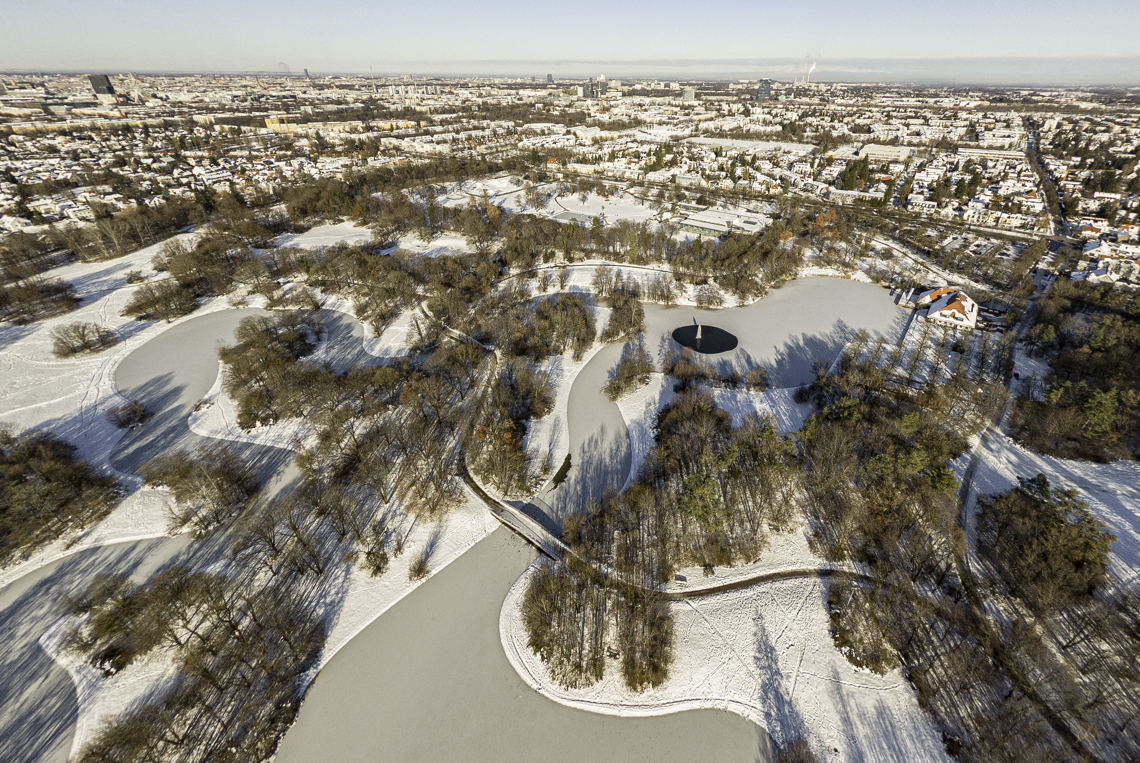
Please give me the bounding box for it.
[501,565,949,763]
[798,265,873,283]
[41,615,182,760]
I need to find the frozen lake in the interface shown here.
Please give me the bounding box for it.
[276,527,774,763]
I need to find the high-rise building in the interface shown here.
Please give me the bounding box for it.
[547,74,553,84]
[578,77,607,98]
[681,87,696,103]
[755,79,773,101]
[87,74,118,104]
[88,74,114,95]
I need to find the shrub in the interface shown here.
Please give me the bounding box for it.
[695,283,725,308]
[1,277,79,324]
[745,366,771,390]
[616,593,673,691]
[523,561,608,689]
[106,399,149,429]
[664,348,711,389]
[140,444,259,537]
[775,739,822,763]
[217,312,319,428]
[603,345,655,401]
[601,291,645,343]
[51,322,119,357]
[408,548,430,581]
[978,473,1114,614]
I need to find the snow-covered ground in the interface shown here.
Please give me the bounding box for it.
[273,222,373,249]
[389,231,474,259]
[959,432,1140,576]
[548,190,659,225]
[707,385,814,435]
[502,565,948,763]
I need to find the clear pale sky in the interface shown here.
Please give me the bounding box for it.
[2,0,1139,84]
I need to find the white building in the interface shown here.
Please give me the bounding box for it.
[916,287,979,329]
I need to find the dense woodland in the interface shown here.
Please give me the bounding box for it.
[1015,279,1140,461]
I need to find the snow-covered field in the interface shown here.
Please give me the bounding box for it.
[502,564,948,763]
[273,221,373,249]
[435,176,535,213]
[548,189,659,225]
[390,231,473,258]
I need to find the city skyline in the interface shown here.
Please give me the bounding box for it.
[3,0,1140,85]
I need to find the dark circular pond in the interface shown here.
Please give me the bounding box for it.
[671,324,738,354]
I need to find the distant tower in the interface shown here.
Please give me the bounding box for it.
[304,68,310,78]
[755,79,772,102]
[547,74,553,84]
[87,74,118,105]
